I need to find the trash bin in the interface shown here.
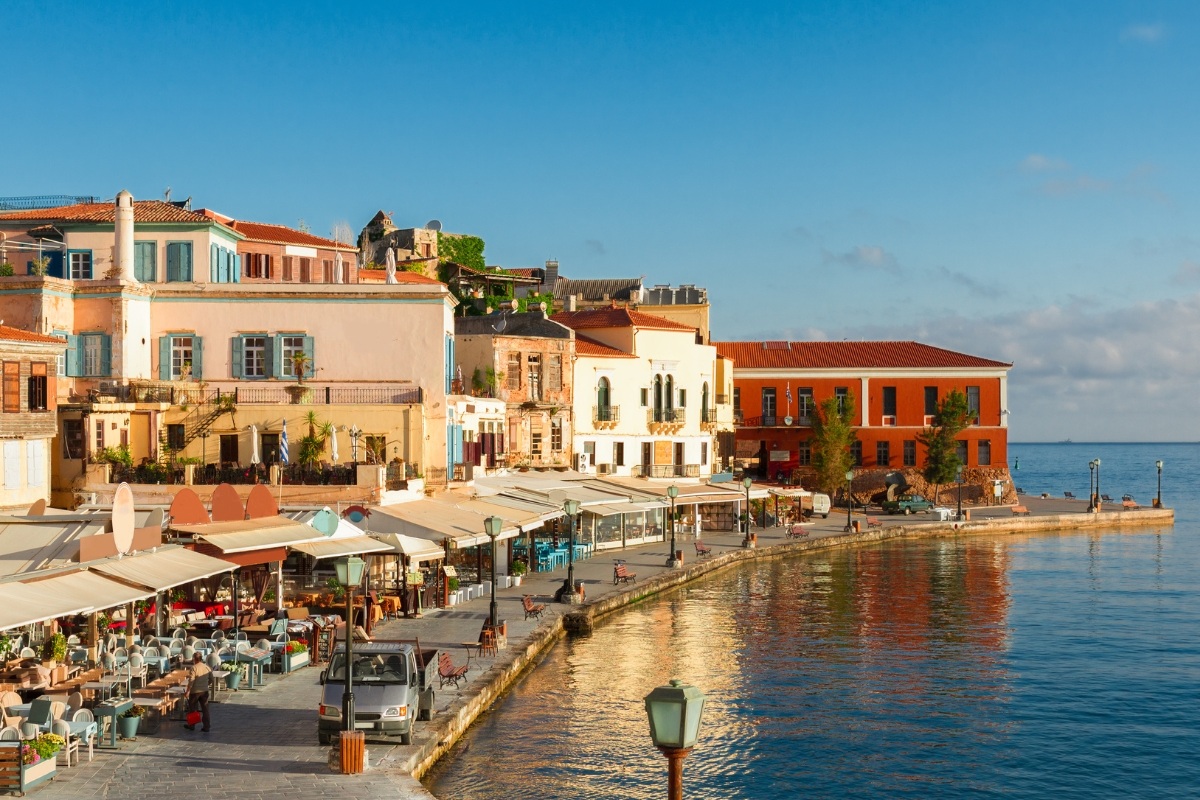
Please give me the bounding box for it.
[340,730,365,774]
[852,520,861,533]
[962,509,970,521]
[675,549,684,565]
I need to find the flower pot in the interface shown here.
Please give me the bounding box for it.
[511,575,522,587]
[20,752,57,791]
[118,715,140,739]
[285,384,313,404]
[225,671,242,690]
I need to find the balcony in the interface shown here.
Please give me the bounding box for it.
[700,406,718,430]
[79,381,423,407]
[593,405,620,428]
[631,464,701,479]
[647,407,685,433]
[738,414,811,428]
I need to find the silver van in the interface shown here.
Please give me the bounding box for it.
[317,640,437,745]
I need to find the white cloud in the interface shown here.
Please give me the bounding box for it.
[820,245,901,274]
[1121,23,1165,43]
[1019,153,1069,173]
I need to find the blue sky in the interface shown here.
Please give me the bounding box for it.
[5,1,1198,441]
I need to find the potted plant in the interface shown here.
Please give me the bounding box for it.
[286,351,314,404]
[17,732,63,790]
[509,560,526,587]
[282,639,309,672]
[41,633,66,668]
[224,660,247,690]
[118,704,145,739]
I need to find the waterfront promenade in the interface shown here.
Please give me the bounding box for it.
[29,496,1172,800]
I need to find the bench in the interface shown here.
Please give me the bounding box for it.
[1064,491,1077,500]
[1121,499,1140,510]
[786,524,808,539]
[438,651,468,689]
[1011,505,1030,516]
[613,563,637,585]
[1101,494,1114,502]
[522,595,545,620]
[866,516,883,529]
[694,541,712,558]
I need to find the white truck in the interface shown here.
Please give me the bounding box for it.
[317,639,438,745]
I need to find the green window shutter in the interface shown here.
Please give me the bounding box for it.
[135,242,156,282]
[302,335,315,380]
[99,334,112,376]
[66,335,82,377]
[166,243,180,282]
[272,334,284,378]
[233,253,241,283]
[159,337,171,380]
[262,336,273,378]
[231,336,244,379]
[191,336,203,380]
[210,244,219,283]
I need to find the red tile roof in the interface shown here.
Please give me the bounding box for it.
[226,220,357,252]
[714,341,1011,369]
[551,307,695,332]
[574,334,636,358]
[508,268,543,279]
[0,200,212,224]
[356,269,444,286]
[0,325,67,345]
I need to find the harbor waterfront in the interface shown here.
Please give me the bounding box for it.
[426,443,1197,799]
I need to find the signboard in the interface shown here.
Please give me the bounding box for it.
[442,566,457,577]
[769,450,790,461]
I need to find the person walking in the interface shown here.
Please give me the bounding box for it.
[185,652,212,732]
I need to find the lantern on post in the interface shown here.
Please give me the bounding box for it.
[644,679,707,800]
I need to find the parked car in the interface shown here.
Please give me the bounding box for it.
[882,494,934,515]
[318,639,438,745]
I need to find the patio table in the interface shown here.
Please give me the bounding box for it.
[82,678,119,702]
[93,696,133,748]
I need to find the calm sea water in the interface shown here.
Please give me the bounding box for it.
[425,443,1200,799]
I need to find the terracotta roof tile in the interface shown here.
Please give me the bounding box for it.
[0,325,67,345]
[574,334,636,358]
[551,307,695,332]
[0,200,212,224]
[227,220,357,251]
[713,341,1011,370]
[357,270,444,286]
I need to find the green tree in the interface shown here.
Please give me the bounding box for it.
[810,390,858,494]
[917,388,972,501]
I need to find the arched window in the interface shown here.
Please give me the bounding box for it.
[653,375,664,419]
[596,377,612,422]
[665,375,675,412]
[702,382,710,423]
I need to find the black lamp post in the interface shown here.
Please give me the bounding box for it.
[741,476,753,546]
[335,555,366,733]
[1095,458,1102,511]
[956,465,964,520]
[1088,459,1096,511]
[485,516,502,627]
[562,499,580,601]
[645,679,707,800]
[844,470,854,532]
[1155,460,1163,508]
[666,485,679,567]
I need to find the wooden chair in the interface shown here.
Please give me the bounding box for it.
[479,627,497,658]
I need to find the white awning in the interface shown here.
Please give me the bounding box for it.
[368,533,445,564]
[0,571,155,631]
[585,503,644,518]
[290,535,392,561]
[369,500,524,549]
[177,517,326,554]
[90,547,234,591]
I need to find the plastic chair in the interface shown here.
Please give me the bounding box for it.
[52,719,80,767]
[170,628,187,641]
[66,634,80,646]
[0,690,22,709]
[181,646,195,662]
[126,653,147,689]
[66,692,83,716]
[211,629,226,642]
[71,708,95,761]
[18,647,36,658]
[235,640,250,653]
[0,726,19,741]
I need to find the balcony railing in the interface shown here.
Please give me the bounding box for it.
[85,381,423,406]
[593,405,620,425]
[647,408,685,425]
[739,414,812,427]
[700,407,718,424]
[631,464,701,478]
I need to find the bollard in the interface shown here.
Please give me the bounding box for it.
[340,730,365,774]
[963,510,970,521]
[852,520,861,533]
[675,549,684,566]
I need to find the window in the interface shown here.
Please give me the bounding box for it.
[237,335,269,378]
[701,441,708,465]
[956,440,968,465]
[733,387,740,413]
[53,330,67,376]
[299,258,312,282]
[530,429,543,457]
[166,242,193,282]
[167,424,185,451]
[260,433,280,464]
[507,352,521,389]
[679,388,686,407]
[94,420,105,452]
[798,440,812,466]
[835,387,849,414]
[26,440,45,487]
[551,418,563,451]
[63,419,84,459]
[797,388,814,419]
[2,442,17,490]
[761,387,776,423]
[282,256,295,281]
[924,386,938,416]
[28,363,47,411]
[244,253,272,279]
[220,434,239,464]
[882,386,897,417]
[2,362,18,412]
[903,440,917,466]
[614,441,625,466]
[596,377,612,421]
[967,386,980,423]
[583,440,596,465]
[323,260,334,282]
[851,440,863,466]
[209,244,239,283]
[979,439,992,466]
[134,242,156,282]
[527,353,542,401]
[66,333,112,377]
[640,388,648,407]
[280,335,312,379]
[546,354,562,391]
[876,441,890,467]
[68,250,92,280]
[641,442,652,466]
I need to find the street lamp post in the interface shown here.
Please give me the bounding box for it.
[1155,460,1163,508]
[666,485,679,567]
[844,470,854,532]
[562,499,580,602]
[1095,458,1102,511]
[335,555,366,734]
[741,476,753,547]
[956,465,964,520]
[1088,459,1096,511]
[645,679,707,800]
[485,516,503,628]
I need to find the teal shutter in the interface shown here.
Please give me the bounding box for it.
[210,244,218,282]
[158,337,171,380]
[231,336,244,378]
[66,335,81,377]
[191,336,203,380]
[233,254,241,283]
[167,243,180,282]
[302,335,315,380]
[271,334,284,378]
[261,336,273,378]
[99,334,112,376]
[134,242,156,281]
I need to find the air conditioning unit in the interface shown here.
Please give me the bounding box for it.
[881,415,896,426]
[576,453,590,472]
[597,463,613,475]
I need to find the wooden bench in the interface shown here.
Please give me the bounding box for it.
[694,541,713,558]
[1121,499,1140,510]
[613,563,637,585]
[1011,505,1030,516]
[866,516,882,529]
[1064,491,1077,500]
[522,595,546,620]
[438,651,468,689]
[786,524,808,539]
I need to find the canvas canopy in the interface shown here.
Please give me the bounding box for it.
[90,546,233,591]
[0,570,155,631]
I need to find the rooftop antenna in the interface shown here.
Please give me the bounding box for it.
[425,219,442,231]
[163,186,172,202]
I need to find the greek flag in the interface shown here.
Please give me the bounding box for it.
[279,419,289,463]
[786,383,792,403]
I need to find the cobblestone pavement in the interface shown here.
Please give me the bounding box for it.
[29,492,1095,799]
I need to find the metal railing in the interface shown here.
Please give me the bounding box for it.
[647,408,685,425]
[593,405,620,424]
[233,385,422,405]
[631,464,700,478]
[738,414,812,427]
[700,406,717,423]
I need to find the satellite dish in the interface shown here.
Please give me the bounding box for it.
[312,507,340,537]
[425,219,442,231]
[112,483,136,554]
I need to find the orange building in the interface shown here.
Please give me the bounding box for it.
[714,341,1012,480]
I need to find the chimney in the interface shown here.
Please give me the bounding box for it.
[543,258,559,291]
[564,294,577,312]
[114,190,135,281]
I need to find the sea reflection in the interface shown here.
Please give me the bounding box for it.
[425,538,1017,799]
